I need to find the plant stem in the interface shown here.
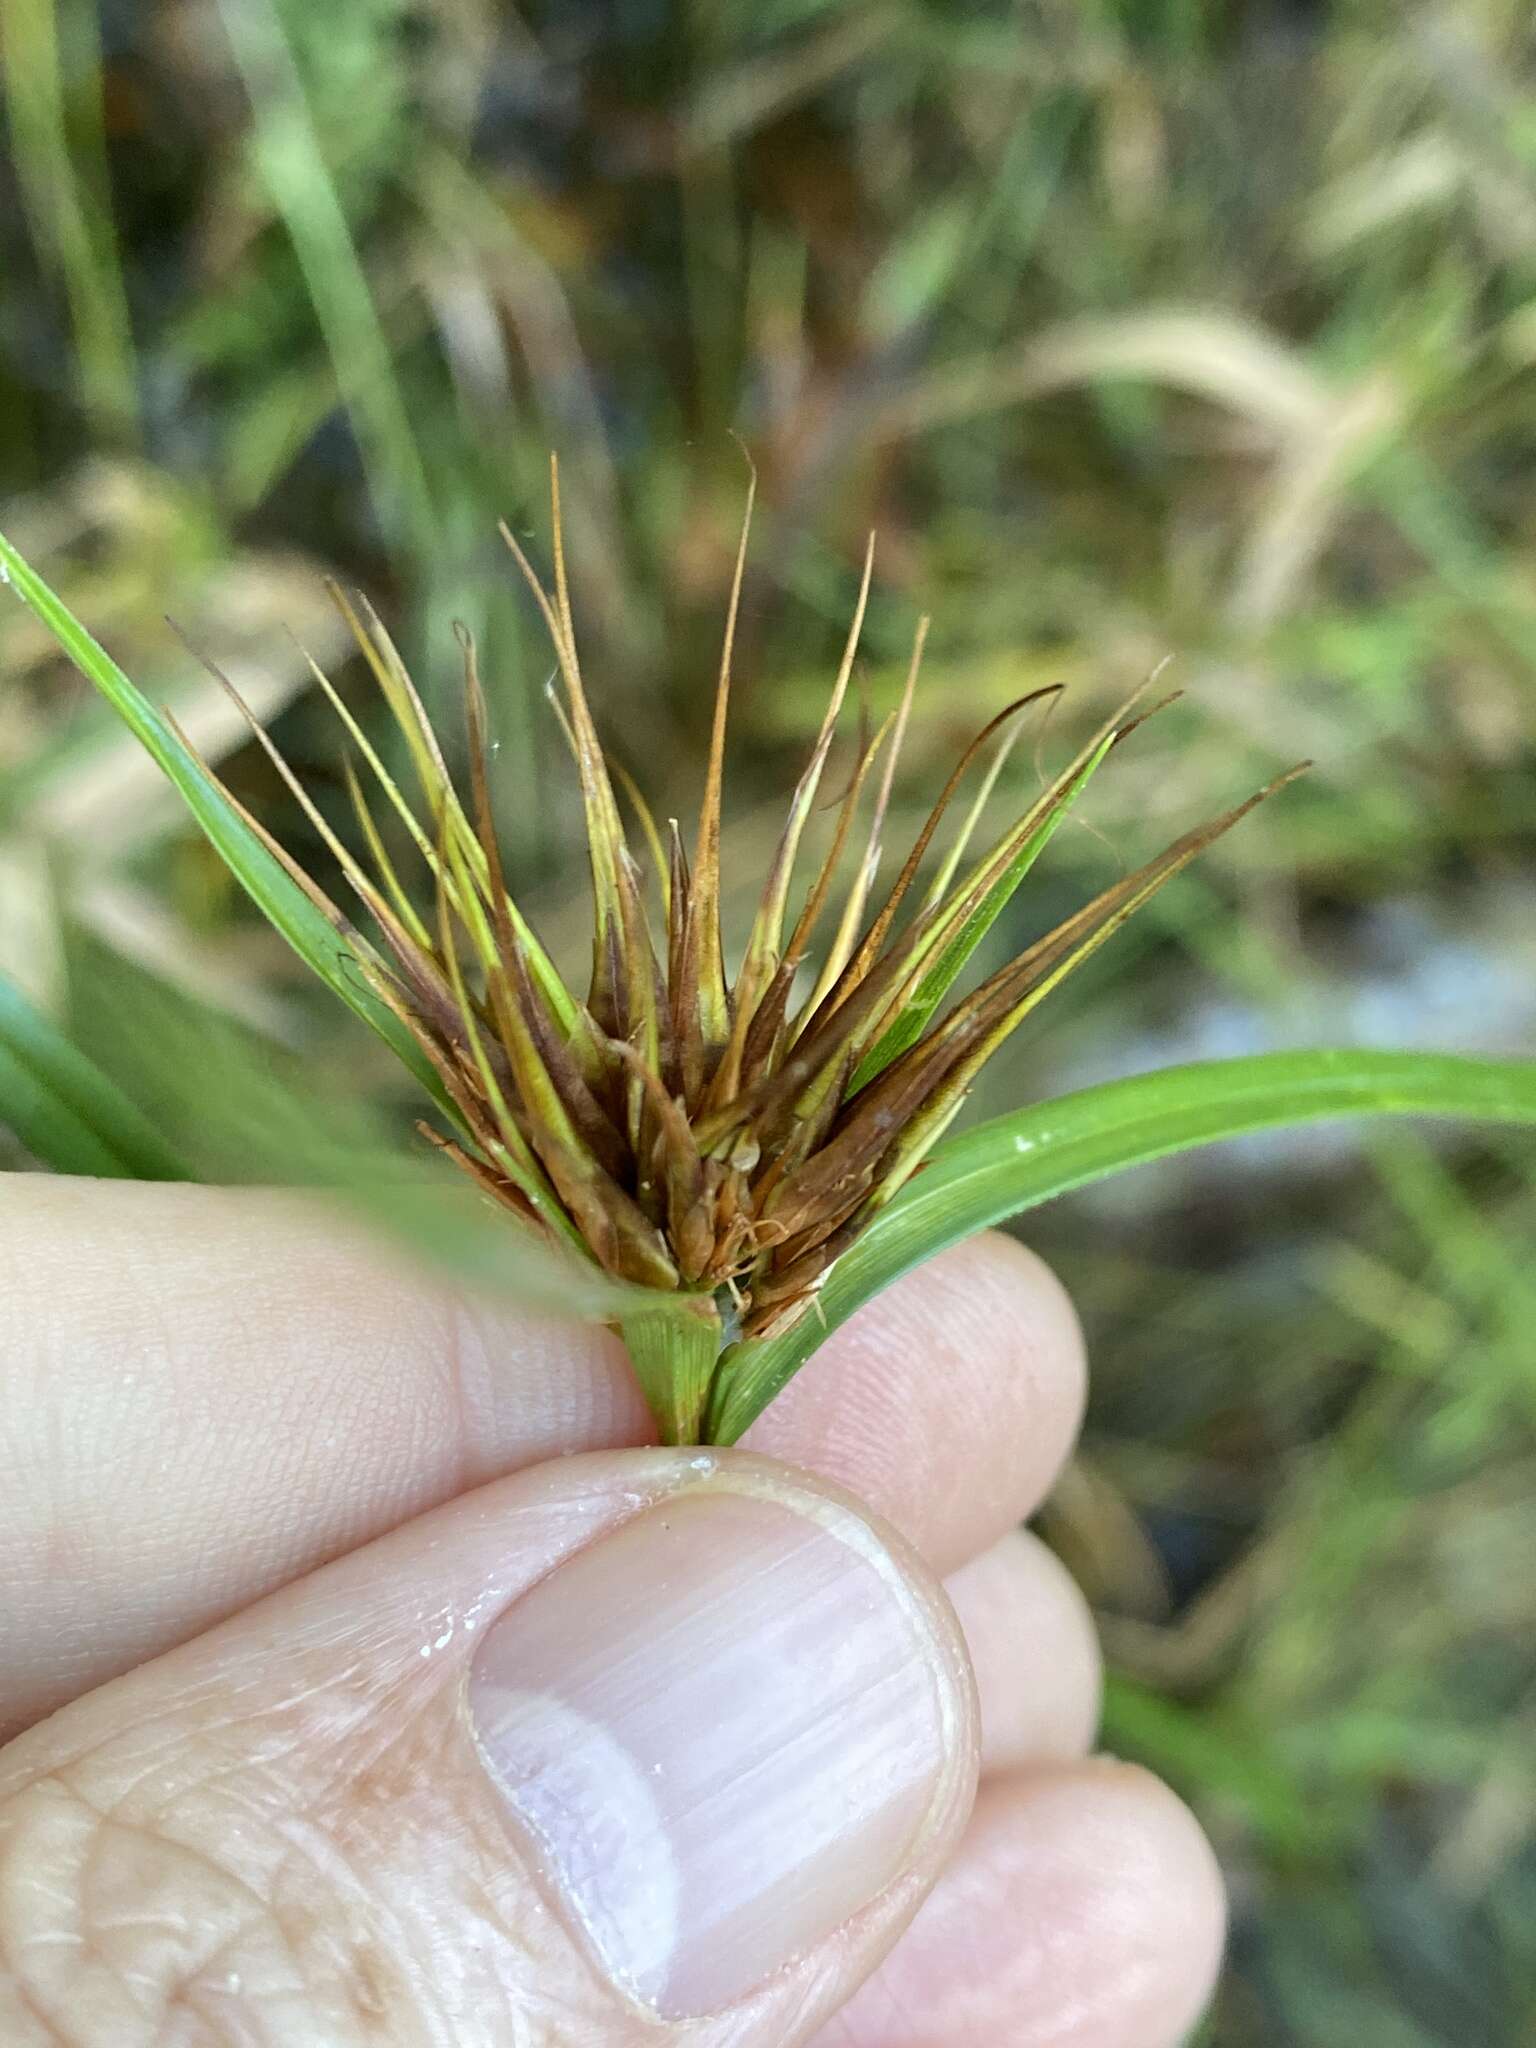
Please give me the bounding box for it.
[620,1300,726,1446]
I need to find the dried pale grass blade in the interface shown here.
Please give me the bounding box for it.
[918,679,1035,914]
[448,625,580,1030]
[665,818,696,1077]
[702,686,1089,1151]
[847,720,1124,1091]
[612,755,672,918]
[887,310,1330,446]
[180,638,440,981]
[540,459,639,880]
[500,497,629,1016]
[782,710,898,975]
[808,684,1064,1035]
[304,624,542,976]
[459,644,623,1163]
[766,764,1306,1237]
[704,534,876,1110]
[169,708,478,1121]
[803,614,927,1019]
[684,460,756,1047]
[867,764,1312,1202]
[736,534,874,988]
[841,683,1174,1087]
[328,585,460,823]
[342,757,433,951]
[316,600,577,1031]
[735,710,898,1092]
[508,472,665,1064]
[429,826,575,1234]
[291,632,440,874]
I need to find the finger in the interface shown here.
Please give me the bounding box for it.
[1,1177,1083,1729]
[0,1175,637,1735]
[0,1450,978,2046]
[748,1232,1087,1575]
[812,1760,1226,2048]
[944,1531,1102,1775]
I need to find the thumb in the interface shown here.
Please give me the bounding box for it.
[0,1449,978,2046]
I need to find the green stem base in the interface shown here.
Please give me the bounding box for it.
[619,1300,727,1445]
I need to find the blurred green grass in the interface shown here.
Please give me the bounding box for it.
[3,2,1535,2038]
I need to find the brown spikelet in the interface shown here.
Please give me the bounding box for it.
[210,473,1305,1343]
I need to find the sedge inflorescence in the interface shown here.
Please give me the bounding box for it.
[205,459,1293,1350]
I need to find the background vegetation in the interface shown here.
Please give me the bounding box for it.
[3,2,1535,2039]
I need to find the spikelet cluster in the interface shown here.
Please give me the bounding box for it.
[206,461,1295,1342]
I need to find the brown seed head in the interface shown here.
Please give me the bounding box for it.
[201,458,1303,1341]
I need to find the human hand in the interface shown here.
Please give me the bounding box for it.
[0,1177,1223,2045]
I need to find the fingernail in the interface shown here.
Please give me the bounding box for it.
[469,1476,956,2015]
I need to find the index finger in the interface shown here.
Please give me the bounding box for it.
[0,1175,1084,1731]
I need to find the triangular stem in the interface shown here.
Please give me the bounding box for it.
[619,1298,727,1445]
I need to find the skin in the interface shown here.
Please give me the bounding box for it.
[0,1177,1225,2045]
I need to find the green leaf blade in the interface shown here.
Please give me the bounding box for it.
[707,1048,1536,1442]
[0,973,192,1179]
[0,528,436,1092]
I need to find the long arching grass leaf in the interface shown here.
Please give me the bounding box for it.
[0,529,438,1093]
[705,1048,1536,1441]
